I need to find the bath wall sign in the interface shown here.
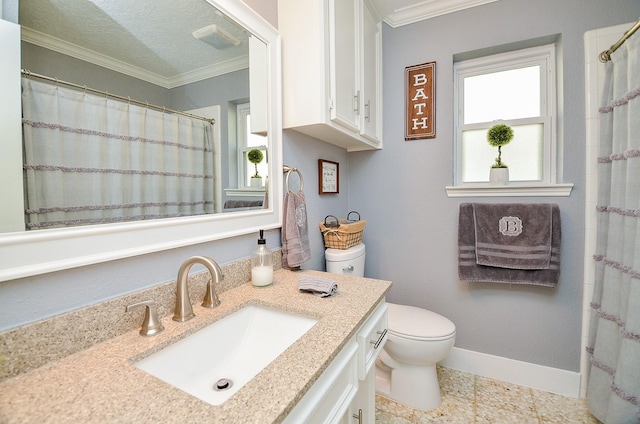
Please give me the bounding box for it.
[405,61,436,140]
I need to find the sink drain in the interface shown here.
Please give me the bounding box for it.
[214,378,233,391]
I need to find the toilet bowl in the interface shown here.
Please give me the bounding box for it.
[324,243,456,411]
[375,302,455,410]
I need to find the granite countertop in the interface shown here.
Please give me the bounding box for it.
[0,269,391,424]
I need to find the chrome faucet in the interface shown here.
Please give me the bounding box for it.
[173,256,223,322]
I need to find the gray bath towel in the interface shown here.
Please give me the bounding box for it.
[473,203,553,269]
[298,275,338,297]
[458,203,561,288]
[281,190,311,268]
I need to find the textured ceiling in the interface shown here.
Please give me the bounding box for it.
[19,0,498,87]
[19,0,250,86]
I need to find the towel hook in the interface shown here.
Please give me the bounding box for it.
[283,166,304,193]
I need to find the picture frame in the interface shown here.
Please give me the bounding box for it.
[318,159,339,194]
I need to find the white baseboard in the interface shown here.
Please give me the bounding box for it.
[440,347,582,398]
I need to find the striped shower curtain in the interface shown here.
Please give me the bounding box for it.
[586,32,640,422]
[21,78,219,230]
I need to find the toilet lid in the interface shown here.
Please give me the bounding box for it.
[387,303,456,340]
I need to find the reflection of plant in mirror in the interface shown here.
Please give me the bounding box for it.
[487,124,514,168]
[248,149,264,178]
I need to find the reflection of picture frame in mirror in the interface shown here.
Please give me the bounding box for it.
[318,159,339,194]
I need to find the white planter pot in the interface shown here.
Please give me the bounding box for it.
[489,168,509,185]
[250,177,263,188]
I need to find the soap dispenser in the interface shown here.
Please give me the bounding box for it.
[251,230,273,287]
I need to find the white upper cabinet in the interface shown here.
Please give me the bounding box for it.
[278,0,383,151]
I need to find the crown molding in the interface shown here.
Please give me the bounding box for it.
[21,27,248,89]
[383,0,499,28]
[167,55,249,88]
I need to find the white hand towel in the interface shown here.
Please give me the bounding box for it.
[298,275,338,297]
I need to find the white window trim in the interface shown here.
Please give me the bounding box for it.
[447,44,572,197]
[236,103,267,190]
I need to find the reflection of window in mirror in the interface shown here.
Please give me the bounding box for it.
[236,103,267,189]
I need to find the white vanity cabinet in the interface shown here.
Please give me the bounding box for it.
[348,301,387,424]
[285,302,387,424]
[278,0,382,152]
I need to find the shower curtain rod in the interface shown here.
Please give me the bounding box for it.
[20,69,216,125]
[599,18,640,63]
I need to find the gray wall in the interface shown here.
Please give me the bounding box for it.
[348,0,640,372]
[283,130,350,271]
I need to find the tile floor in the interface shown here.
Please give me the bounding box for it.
[375,367,600,423]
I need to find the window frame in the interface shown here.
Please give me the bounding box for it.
[236,102,268,189]
[452,44,557,188]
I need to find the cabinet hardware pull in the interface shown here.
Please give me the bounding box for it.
[352,408,362,423]
[354,91,360,114]
[370,328,387,349]
[365,100,371,122]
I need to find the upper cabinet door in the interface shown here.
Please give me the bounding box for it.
[329,0,360,133]
[279,0,383,152]
[360,2,381,143]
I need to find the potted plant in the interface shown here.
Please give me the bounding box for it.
[487,123,514,185]
[248,148,264,188]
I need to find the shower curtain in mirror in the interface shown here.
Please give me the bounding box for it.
[21,78,220,230]
[587,33,640,423]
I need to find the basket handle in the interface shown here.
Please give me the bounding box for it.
[346,211,361,221]
[324,215,340,228]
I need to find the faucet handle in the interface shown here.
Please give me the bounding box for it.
[202,278,221,308]
[126,301,165,336]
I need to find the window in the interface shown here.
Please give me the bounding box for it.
[453,44,557,187]
[236,103,268,188]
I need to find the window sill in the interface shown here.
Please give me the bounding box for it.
[445,183,574,198]
[224,188,266,197]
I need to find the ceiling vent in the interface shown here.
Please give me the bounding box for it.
[192,24,241,50]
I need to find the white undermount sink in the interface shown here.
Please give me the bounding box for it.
[133,304,317,405]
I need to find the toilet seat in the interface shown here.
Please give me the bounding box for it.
[387,303,456,341]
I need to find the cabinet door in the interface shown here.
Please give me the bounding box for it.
[329,0,360,132]
[347,371,375,424]
[360,2,381,143]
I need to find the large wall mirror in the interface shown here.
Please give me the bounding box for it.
[0,0,283,281]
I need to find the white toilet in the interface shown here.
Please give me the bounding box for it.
[325,243,456,411]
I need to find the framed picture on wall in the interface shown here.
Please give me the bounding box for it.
[318,159,339,194]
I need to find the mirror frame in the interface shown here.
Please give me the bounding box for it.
[0,0,283,282]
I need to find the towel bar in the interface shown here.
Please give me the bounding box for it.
[283,165,304,192]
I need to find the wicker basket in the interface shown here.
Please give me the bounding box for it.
[319,211,366,249]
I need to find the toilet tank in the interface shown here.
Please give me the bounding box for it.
[325,243,365,277]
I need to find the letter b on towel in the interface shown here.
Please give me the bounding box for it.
[499,216,523,236]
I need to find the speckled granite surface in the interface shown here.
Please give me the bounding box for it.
[0,255,264,381]
[0,268,391,424]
